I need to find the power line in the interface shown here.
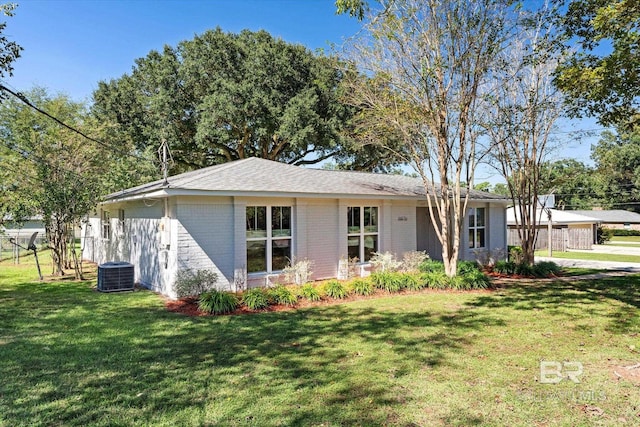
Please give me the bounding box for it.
[0,82,155,164]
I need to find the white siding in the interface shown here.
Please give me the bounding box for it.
[305,199,340,279]
[390,202,417,256]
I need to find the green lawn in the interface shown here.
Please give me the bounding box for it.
[609,236,640,243]
[2,260,640,426]
[537,250,640,264]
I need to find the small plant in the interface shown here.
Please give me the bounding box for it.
[242,288,271,310]
[324,280,348,299]
[400,273,425,290]
[461,269,491,289]
[369,251,401,272]
[422,270,448,289]
[493,260,517,275]
[401,251,429,272]
[371,271,403,292]
[198,289,239,314]
[515,262,534,277]
[174,269,219,298]
[268,285,298,306]
[457,260,480,275]
[299,283,322,301]
[446,275,470,290]
[283,257,314,285]
[350,278,375,296]
[419,259,445,273]
[508,246,524,264]
[532,261,561,278]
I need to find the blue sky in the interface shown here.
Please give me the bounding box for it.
[2,0,603,183]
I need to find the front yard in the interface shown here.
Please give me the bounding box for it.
[1,260,639,426]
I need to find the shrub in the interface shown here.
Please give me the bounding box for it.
[198,289,239,314]
[350,278,375,296]
[515,262,534,277]
[371,271,404,292]
[174,269,219,298]
[324,280,348,299]
[494,260,517,275]
[419,259,445,273]
[268,285,298,306]
[400,273,425,290]
[457,260,480,275]
[446,275,470,290]
[422,270,448,289]
[242,288,270,310]
[532,261,561,278]
[299,283,321,302]
[508,246,524,264]
[283,257,314,285]
[461,269,491,289]
[401,251,429,272]
[369,251,401,272]
[610,228,640,236]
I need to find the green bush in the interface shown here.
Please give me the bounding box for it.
[508,246,524,264]
[532,261,561,277]
[609,228,640,236]
[198,290,239,314]
[400,273,425,290]
[597,226,613,244]
[494,260,517,275]
[419,259,445,273]
[268,285,298,306]
[350,278,375,296]
[422,270,448,289]
[461,269,491,289]
[446,275,470,290]
[242,288,270,310]
[299,283,321,302]
[324,280,348,299]
[371,271,404,292]
[457,260,480,275]
[174,269,219,298]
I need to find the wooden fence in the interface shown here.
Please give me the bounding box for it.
[508,226,594,251]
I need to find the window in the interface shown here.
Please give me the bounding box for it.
[246,206,291,273]
[468,207,485,249]
[347,206,378,262]
[101,210,111,240]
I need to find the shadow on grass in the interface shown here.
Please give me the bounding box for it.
[0,279,505,426]
[468,274,640,335]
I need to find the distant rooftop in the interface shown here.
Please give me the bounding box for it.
[571,210,640,224]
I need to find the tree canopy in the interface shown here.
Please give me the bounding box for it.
[555,0,640,127]
[92,28,364,173]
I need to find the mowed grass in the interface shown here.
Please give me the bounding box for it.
[2,261,640,426]
[537,250,640,264]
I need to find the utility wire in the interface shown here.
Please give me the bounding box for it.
[0,82,155,164]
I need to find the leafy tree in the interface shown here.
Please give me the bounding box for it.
[92,28,365,173]
[538,159,599,209]
[484,3,565,265]
[0,89,109,277]
[590,128,640,212]
[555,0,640,127]
[0,3,21,80]
[339,0,514,277]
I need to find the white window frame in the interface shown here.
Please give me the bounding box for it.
[347,206,379,262]
[101,210,111,240]
[468,207,486,249]
[246,205,292,274]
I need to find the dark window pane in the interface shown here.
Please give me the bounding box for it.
[246,206,267,238]
[272,206,291,237]
[348,236,360,260]
[247,240,266,273]
[348,207,360,233]
[476,208,485,227]
[469,230,475,248]
[468,209,475,228]
[476,229,485,248]
[272,239,291,271]
[363,235,377,261]
[364,206,378,232]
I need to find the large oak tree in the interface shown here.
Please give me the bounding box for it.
[92,28,364,173]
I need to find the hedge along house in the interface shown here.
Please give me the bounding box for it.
[83,157,510,298]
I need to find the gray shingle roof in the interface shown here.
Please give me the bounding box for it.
[105,157,508,202]
[570,210,640,224]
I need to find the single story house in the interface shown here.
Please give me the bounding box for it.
[1,216,45,239]
[83,157,510,298]
[507,208,600,250]
[570,209,640,231]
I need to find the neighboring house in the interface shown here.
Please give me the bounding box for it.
[1,216,46,241]
[83,157,510,298]
[507,208,600,251]
[571,209,640,232]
